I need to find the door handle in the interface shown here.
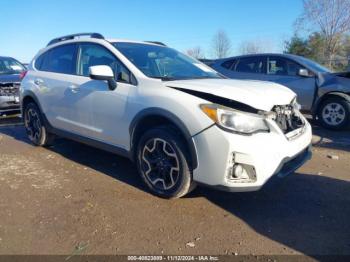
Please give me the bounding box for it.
[69,85,80,93]
[34,79,44,86]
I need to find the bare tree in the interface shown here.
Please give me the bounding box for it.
[212,30,232,58]
[186,46,204,59]
[298,0,350,66]
[239,40,270,55]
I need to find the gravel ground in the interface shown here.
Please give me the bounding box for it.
[0,117,349,258]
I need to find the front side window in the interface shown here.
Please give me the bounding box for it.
[268,57,305,76]
[77,43,132,83]
[297,56,330,73]
[41,44,77,74]
[0,57,25,75]
[235,57,266,74]
[113,42,222,81]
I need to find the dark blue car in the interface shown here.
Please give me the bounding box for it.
[0,56,26,116]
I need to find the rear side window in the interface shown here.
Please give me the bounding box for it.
[35,54,46,70]
[221,59,236,70]
[37,44,77,74]
[235,57,266,74]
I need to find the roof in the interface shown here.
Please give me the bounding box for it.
[217,53,305,61]
[107,39,166,46]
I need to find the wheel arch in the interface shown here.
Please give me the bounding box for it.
[312,91,350,115]
[129,108,198,169]
[21,91,53,130]
[21,91,43,113]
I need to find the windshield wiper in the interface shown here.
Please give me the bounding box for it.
[151,76,177,81]
[151,75,222,81]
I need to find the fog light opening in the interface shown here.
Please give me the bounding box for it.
[232,164,249,179]
[228,164,257,183]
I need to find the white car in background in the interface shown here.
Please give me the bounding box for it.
[20,33,312,198]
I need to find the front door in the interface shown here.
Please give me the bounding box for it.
[266,56,317,110]
[73,43,135,149]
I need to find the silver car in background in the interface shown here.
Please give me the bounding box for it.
[211,54,350,130]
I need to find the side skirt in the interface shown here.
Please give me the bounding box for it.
[50,128,132,159]
[42,116,132,160]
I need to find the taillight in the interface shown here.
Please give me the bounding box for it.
[19,71,27,80]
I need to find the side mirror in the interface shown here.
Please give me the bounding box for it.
[298,68,310,77]
[89,65,117,90]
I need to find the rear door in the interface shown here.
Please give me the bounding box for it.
[33,43,80,131]
[266,56,317,110]
[224,56,268,80]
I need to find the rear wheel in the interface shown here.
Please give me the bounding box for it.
[317,96,350,130]
[24,102,55,146]
[136,126,195,198]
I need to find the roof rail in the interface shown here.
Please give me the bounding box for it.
[145,41,167,46]
[47,33,104,46]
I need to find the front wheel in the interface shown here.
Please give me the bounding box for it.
[136,126,195,199]
[317,96,350,130]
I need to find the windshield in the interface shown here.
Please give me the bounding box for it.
[297,56,331,73]
[0,57,25,75]
[113,42,222,81]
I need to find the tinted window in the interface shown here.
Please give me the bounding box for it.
[235,57,266,74]
[296,56,330,73]
[221,59,236,70]
[40,44,77,74]
[35,53,46,70]
[77,43,132,83]
[268,57,305,76]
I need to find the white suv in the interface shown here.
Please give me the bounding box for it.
[20,33,312,198]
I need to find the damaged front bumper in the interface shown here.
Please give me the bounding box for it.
[0,82,21,115]
[191,115,313,192]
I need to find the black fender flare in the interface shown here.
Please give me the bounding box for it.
[21,90,43,112]
[129,107,198,169]
[21,91,54,131]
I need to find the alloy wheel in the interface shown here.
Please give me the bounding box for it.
[141,138,180,190]
[322,102,346,126]
[24,108,42,141]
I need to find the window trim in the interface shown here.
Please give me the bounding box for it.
[76,42,137,86]
[34,43,78,76]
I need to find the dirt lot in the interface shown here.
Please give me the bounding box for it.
[0,116,349,258]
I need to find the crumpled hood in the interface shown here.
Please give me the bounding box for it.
[166,79,296,111]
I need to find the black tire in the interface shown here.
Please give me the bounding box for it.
[23,102,55,146]
[317,96,350,130]
[136,126,195,199]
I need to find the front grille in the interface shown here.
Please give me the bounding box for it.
[272,104,304,134]
[0,82,20,96]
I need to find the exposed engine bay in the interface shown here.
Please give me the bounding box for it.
[270,104,305,135]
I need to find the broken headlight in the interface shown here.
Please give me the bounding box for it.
[200,104,269,134]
